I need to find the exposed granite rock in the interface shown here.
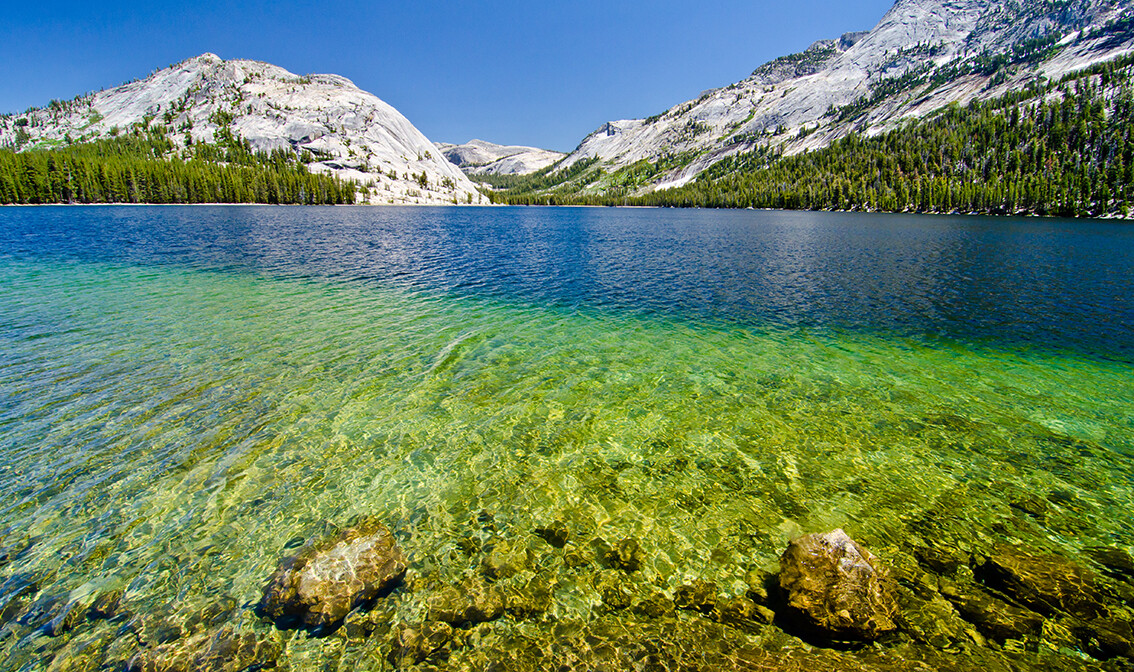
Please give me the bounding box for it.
[778,529,899,641]
[978,544,1108,619]
[259,518,406,634]
[938,578,1043,643]
[427,576,505,625]
[126,627,281,672]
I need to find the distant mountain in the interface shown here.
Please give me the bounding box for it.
[0,53,484,205]
[436,139,565,176]
[540,0,1134,196]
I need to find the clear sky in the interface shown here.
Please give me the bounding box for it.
[1,1,896,152]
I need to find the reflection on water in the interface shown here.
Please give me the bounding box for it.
[1,207,1132,358]
[0,207,1131,670]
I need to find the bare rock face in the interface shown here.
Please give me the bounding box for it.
[259,518,406,634]
[778,529,899,641]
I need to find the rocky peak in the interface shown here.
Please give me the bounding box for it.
[1,53,485,205]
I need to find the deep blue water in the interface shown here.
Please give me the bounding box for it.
[1,205,1132,359]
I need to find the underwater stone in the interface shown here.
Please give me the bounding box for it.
[744,568,775,604]
[716,596,761,626]
[258,517,406,634]
[778,529,899,641]
[504,574,554,618]
[390,621,453,667]
[1072,616,1134,660]
[632,592,676,619]
[938,578,1044,642]
[88,588,124,620]
[911,543,967,576]
[593,570,634,610]
[673,579,719,614]
[534,521,569,548]
[563,543,594,568]
[45,630,116,672]
[427,576,505,625]
[1085,546,1134,585]
[184,596,237,633]
[126,627,281,672]
[45,598,88,636]
[481,539,533,581]
[979,544,1107,620]
[603,537,643,572]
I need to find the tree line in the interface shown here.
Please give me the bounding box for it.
[0,124,357,205]
[493,59,1134,218]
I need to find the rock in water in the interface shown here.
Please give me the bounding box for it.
[778,529,899,641]
[127,627,280,672]
[259,518,406,633]
[979,544,1108,619]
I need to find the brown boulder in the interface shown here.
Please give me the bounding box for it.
[259,518,406,633]
[778,529,899,641]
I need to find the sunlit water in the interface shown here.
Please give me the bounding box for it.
[0,206,1132,670]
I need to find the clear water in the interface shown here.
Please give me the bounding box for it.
[0,206,1132,670]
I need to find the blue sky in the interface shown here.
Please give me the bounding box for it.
[1,1,895,151]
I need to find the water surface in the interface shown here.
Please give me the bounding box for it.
[0,206,1131,670]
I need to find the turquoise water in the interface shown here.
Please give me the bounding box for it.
[0,207,1132,670]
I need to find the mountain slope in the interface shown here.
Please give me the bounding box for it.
[549,0,1134,195]
[0,54,484,205]
[436,139,566,176]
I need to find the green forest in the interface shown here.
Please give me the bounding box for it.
[489,59,1134,218]
[0,123,357,205]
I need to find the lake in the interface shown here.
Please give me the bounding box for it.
[0,206,1132,670]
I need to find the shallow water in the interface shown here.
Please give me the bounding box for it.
[0,206,1132,670]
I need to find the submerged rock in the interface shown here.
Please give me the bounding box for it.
[1085,546,1134,585]
[778,529,899,641]
[427,576,505,625]
[938,578,1044,642]
[602,537,643,572]
[259,518,406,633]
[481,539,533,581]
[126,627,281,672]
[978,544,1107,619]
[673,579,719,614]
[45,598,88,637]
[390,621,453,667]
[534,521,569,549]
[88,589,124,620]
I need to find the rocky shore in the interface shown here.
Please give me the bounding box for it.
[14,513,1130,672]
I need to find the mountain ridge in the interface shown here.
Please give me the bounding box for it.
[435,139,565,176]
[0,53,484,205]
[544,0,1134,196]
